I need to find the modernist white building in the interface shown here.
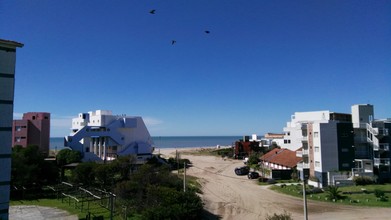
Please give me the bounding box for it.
[65,110,154,162]
[0,39,23,220]
[283,110,354,187]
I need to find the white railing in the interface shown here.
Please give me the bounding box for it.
[374,158,391,166]
[374,143,390,151]
[296,162,310,170]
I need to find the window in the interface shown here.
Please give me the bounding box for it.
[314,146,319,152]
[315,161,320,167]
[314,132,319,138]
[342,163,350,168]
[32,116,36,120]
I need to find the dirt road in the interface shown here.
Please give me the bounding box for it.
[160,148,391,220]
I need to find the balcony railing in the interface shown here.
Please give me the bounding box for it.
[296,162,310,170]
[373,143,390,151]
[301,136,308,142]
[377,128,389,136]
[296,149,309,157]
[374,158,391,166]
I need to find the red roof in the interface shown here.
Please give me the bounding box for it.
[261,148,302,168]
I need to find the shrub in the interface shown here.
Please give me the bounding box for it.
[309,187,323,194]
[267,179,276,184]
[353,176,373,186]
[265,210,292,220]
[325,185,341,200]
[374,189,385,198]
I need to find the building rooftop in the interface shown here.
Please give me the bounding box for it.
[0,39,24,48]
[261,148,302,168]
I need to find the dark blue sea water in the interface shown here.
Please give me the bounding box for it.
[50,136,242,150]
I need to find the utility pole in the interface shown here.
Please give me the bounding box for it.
[183,161,186,192]
[303,179,308,220]
[303,168,309,220]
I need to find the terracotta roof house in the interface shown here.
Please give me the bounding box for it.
[260,148,302,170]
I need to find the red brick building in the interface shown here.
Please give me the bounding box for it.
[12,112,50,156]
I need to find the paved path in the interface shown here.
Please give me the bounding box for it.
[10,205,78,220]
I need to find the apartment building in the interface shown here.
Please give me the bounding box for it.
[0,39,23,220]
[352,104,391,182]
[65,110,154,162]
[12,112,51,156]
[283,110,354,187]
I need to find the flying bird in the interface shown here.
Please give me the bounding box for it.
[205,30,210,34]
[149,9,156,14]
[171,40,176,45]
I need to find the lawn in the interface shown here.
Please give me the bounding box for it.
[270,183,391,207]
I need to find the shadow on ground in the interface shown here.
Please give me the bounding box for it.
[202,209,221,220]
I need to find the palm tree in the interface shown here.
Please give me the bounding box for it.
[326,185,341,200]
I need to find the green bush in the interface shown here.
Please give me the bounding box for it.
[374,189,385,198]
[353,176,373,186]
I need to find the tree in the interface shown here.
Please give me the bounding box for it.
[11,145,54,187]
[71,162,96,186]
[247,152,261,166]
[56,149,82,166]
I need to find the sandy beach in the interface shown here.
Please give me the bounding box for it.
[157,147,391,220]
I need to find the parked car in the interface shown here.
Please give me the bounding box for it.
[234,166,250,175]
[247,171,259,179]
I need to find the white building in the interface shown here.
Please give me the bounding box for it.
[0,39,23,220]
[283,110,354,187]
[65,110,154,162]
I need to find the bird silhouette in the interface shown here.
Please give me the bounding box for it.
[171,40,176,45]
[149,9,156,14]
[205,30,210,34]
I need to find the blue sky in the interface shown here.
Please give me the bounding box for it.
[1,0,390,137]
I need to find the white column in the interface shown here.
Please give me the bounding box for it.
[103,137,106,160]
[98,137,102,159]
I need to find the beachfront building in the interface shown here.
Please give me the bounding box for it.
[12,112,50,156]
[234,135,261,159]
[283,110,355,187]
[64,110,154,162]
[0,39,23,220]
[260,148,302,180]
[352,104,391,182]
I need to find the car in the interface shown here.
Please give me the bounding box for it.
[247,171,259,179]
[234,166,250,175]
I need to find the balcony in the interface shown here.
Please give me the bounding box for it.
[374,158,391,166]
[296,149,309,157]
[301,136,308,142]
[296,162,310,170]
[377,128,389,136]
[373,143,390,151]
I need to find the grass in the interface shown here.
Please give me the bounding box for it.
[181,147,234,157]
[270,183,391,207]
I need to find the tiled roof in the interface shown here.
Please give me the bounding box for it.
[261,148,302,168]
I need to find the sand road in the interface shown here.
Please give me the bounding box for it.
[160,148,391,220]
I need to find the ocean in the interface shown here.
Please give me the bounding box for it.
[50,136,242,150]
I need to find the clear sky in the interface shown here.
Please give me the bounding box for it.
[1,0,390,137]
